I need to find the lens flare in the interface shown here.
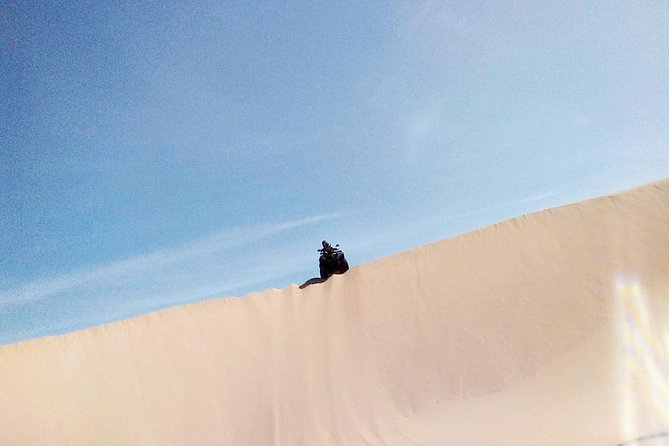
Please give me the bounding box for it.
[615,275,669,441]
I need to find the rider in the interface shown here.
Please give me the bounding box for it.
[321,240,334,253]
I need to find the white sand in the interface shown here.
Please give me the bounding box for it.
[1,180,668,445]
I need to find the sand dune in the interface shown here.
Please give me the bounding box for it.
[1,180,668,445]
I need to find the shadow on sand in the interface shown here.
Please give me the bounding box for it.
[299,277,328,289]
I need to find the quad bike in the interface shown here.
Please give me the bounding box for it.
[318,244,349,279]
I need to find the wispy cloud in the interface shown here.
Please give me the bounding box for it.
[439,190,561,224]
[0,212,348,307]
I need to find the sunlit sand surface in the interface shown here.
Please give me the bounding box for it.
[1,179,667,445]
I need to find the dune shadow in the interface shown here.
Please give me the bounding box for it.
[615,431,669,446]
[299,277,327,289]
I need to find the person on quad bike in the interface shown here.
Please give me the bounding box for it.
[318,240,349,279]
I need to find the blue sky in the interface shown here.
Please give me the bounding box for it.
[1,0,667,344]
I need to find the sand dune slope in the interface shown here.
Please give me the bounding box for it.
[1,180,668,445]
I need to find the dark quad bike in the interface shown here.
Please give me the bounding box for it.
[319,244,349,279]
